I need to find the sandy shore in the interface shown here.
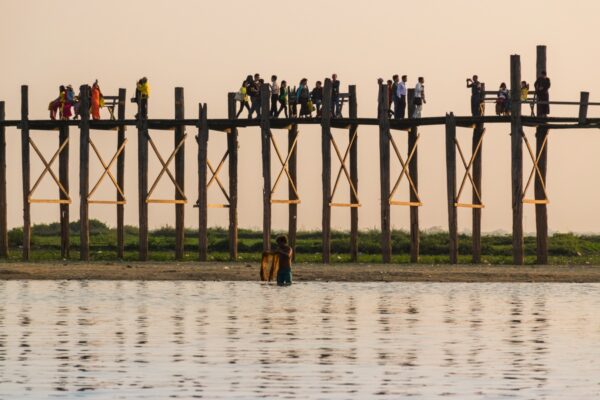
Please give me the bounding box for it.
[0,262,599,282]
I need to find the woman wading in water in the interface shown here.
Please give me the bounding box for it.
[275,235,293,286]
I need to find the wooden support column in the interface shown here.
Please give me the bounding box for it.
[535,45,548,265]
[472,122,484,263]
[137,94,149,260]
[174,87,185,260]
[407,89,420,262]
[79,85,91,261]
[321,79,332,263]
[197,103,209,261]
[510,54,524,265]
[227,93,239,260]
[0,102,7,258]
[445,113,458,264]
[59,124,69,259]
[378,83,391,263]
[349,85,359,262]
[578,91,589,125]
[260,84,272,252]
[21,86,30,260]
[116,88,126,259]
[288,123,298,256]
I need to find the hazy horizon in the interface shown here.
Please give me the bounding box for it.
[2,1,600,235]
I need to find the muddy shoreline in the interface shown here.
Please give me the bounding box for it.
[0,262,599,282]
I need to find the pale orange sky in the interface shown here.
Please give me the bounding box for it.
[2,1,600,233]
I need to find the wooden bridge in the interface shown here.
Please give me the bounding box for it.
[0,45,598,264]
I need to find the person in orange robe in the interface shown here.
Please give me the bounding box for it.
[91,80,102,120]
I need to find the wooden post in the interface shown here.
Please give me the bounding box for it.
[59,124,69,259]
[535,45,548,265]
[578,91,589,125]
[116,88,126,259]
[408,89,415,120]
[321,78,332,263]
[79,85,91,261]
[260,84,272,252]
[197,103,209,261]
[137,94,149,260]
[510,54,524,265]
[288,123,298,257]
[21,86,30,260]
[0,102,7,258]
[174,87,185,260]
[445,113,458,264]
[227,93,239,260]
[378,83,391,263]
[349,85,359,262]
[472,122,484,263]
[408,89,420,262]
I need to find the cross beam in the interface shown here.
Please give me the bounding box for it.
[271,131,300,204]
[329,130,360,207]
[28,136,70,204]
[146,132,187,204]
[389,131,421,206]
[454,128,486,208]
[522,130,549,204]
[87,137,127,204]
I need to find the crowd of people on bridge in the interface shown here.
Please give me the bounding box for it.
[467,71,551,117]
[48,80,105,120]
[379,75,427,119]
[235,73,342,119]
[234,73,430,120]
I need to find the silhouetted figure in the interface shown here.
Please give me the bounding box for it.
[466,75,482,116]
[535,71,551,117]
[413,77,426,118]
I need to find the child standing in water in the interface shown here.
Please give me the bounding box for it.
[275,235,293,286]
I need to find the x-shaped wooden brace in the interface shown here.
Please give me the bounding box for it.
[270,132,300,205]
[389,132,421,207]
[106,104,116,121]
[28,136,70,204]
[146,132,187,204]
[329,131,360,207]
[454,129,486,208]
[522,131,549,204]
[87,137,127,204]
[206,149,231,208]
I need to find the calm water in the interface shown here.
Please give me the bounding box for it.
[0,281,599,399]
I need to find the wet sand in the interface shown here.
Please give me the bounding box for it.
[0,262,600,282]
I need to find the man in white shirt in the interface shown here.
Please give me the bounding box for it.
[269,75,280,117]
[396,75,408,119]
[413,77,426,118]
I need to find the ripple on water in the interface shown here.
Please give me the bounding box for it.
[0,281,598,399]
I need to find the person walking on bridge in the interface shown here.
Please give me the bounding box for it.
[235,76,251,119]
[331,73,340,117]
[466,75,482,116]
[90,80,103,120]
[134,77,150,119]
[392,75,400,119]
[397,75,408,119]
[413,77,426,118]
[248,73,261,119]
[296,78,310,118]
[534,71,551,117]
[276,80,289,118]
[269,75,279,117]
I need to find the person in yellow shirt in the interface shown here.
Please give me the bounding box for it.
[134,77,149,119]
[520,81,529,101]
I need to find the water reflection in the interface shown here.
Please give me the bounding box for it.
[0,281,598,399]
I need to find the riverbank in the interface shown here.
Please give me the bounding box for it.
[1,262,600,282]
